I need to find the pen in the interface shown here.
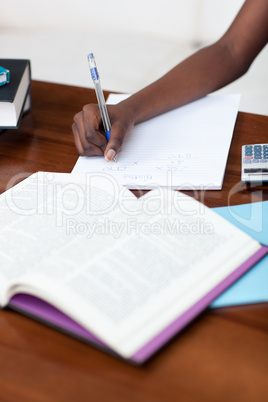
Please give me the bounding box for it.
[87,53,117,161]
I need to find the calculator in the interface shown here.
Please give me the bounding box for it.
[241,144,268,183]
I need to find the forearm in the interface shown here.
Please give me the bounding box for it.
[122,0,268,126]
[123,41,245,125]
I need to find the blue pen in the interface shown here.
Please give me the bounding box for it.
[88,53,112,141]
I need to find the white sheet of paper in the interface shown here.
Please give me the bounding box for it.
[72,94,240,190]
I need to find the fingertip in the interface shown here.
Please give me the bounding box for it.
[105,148,116,162]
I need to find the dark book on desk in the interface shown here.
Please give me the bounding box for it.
[0,172,267,364]
[0,59,31,128]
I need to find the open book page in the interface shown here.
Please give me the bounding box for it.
[0,172,262,358]
[0,172,135,303]
[72,93,240,190]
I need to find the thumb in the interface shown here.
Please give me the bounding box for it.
[104,147,117,162]
[104,128,124,162]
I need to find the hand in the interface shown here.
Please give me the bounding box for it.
[72,102,134,161]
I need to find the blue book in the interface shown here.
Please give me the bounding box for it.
[211,201,268,307]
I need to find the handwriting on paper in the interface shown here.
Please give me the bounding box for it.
[102,153,192,174]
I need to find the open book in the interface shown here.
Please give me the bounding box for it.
[0,172,267,364]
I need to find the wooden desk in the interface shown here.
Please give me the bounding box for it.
[0,81,267,402]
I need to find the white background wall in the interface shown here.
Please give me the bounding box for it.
[1,0,244,41]
[1,0,267,115]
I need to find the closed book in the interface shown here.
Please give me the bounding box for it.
[0,59,31,128]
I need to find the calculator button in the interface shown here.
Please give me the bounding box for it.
[252,159,259,163]
[254,145,262,150]
[244,155,253,159]
[260,159,267,163]
[244,159,251,163]
[253,154,262,159]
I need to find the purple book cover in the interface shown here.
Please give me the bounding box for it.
[8,246,268,364]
